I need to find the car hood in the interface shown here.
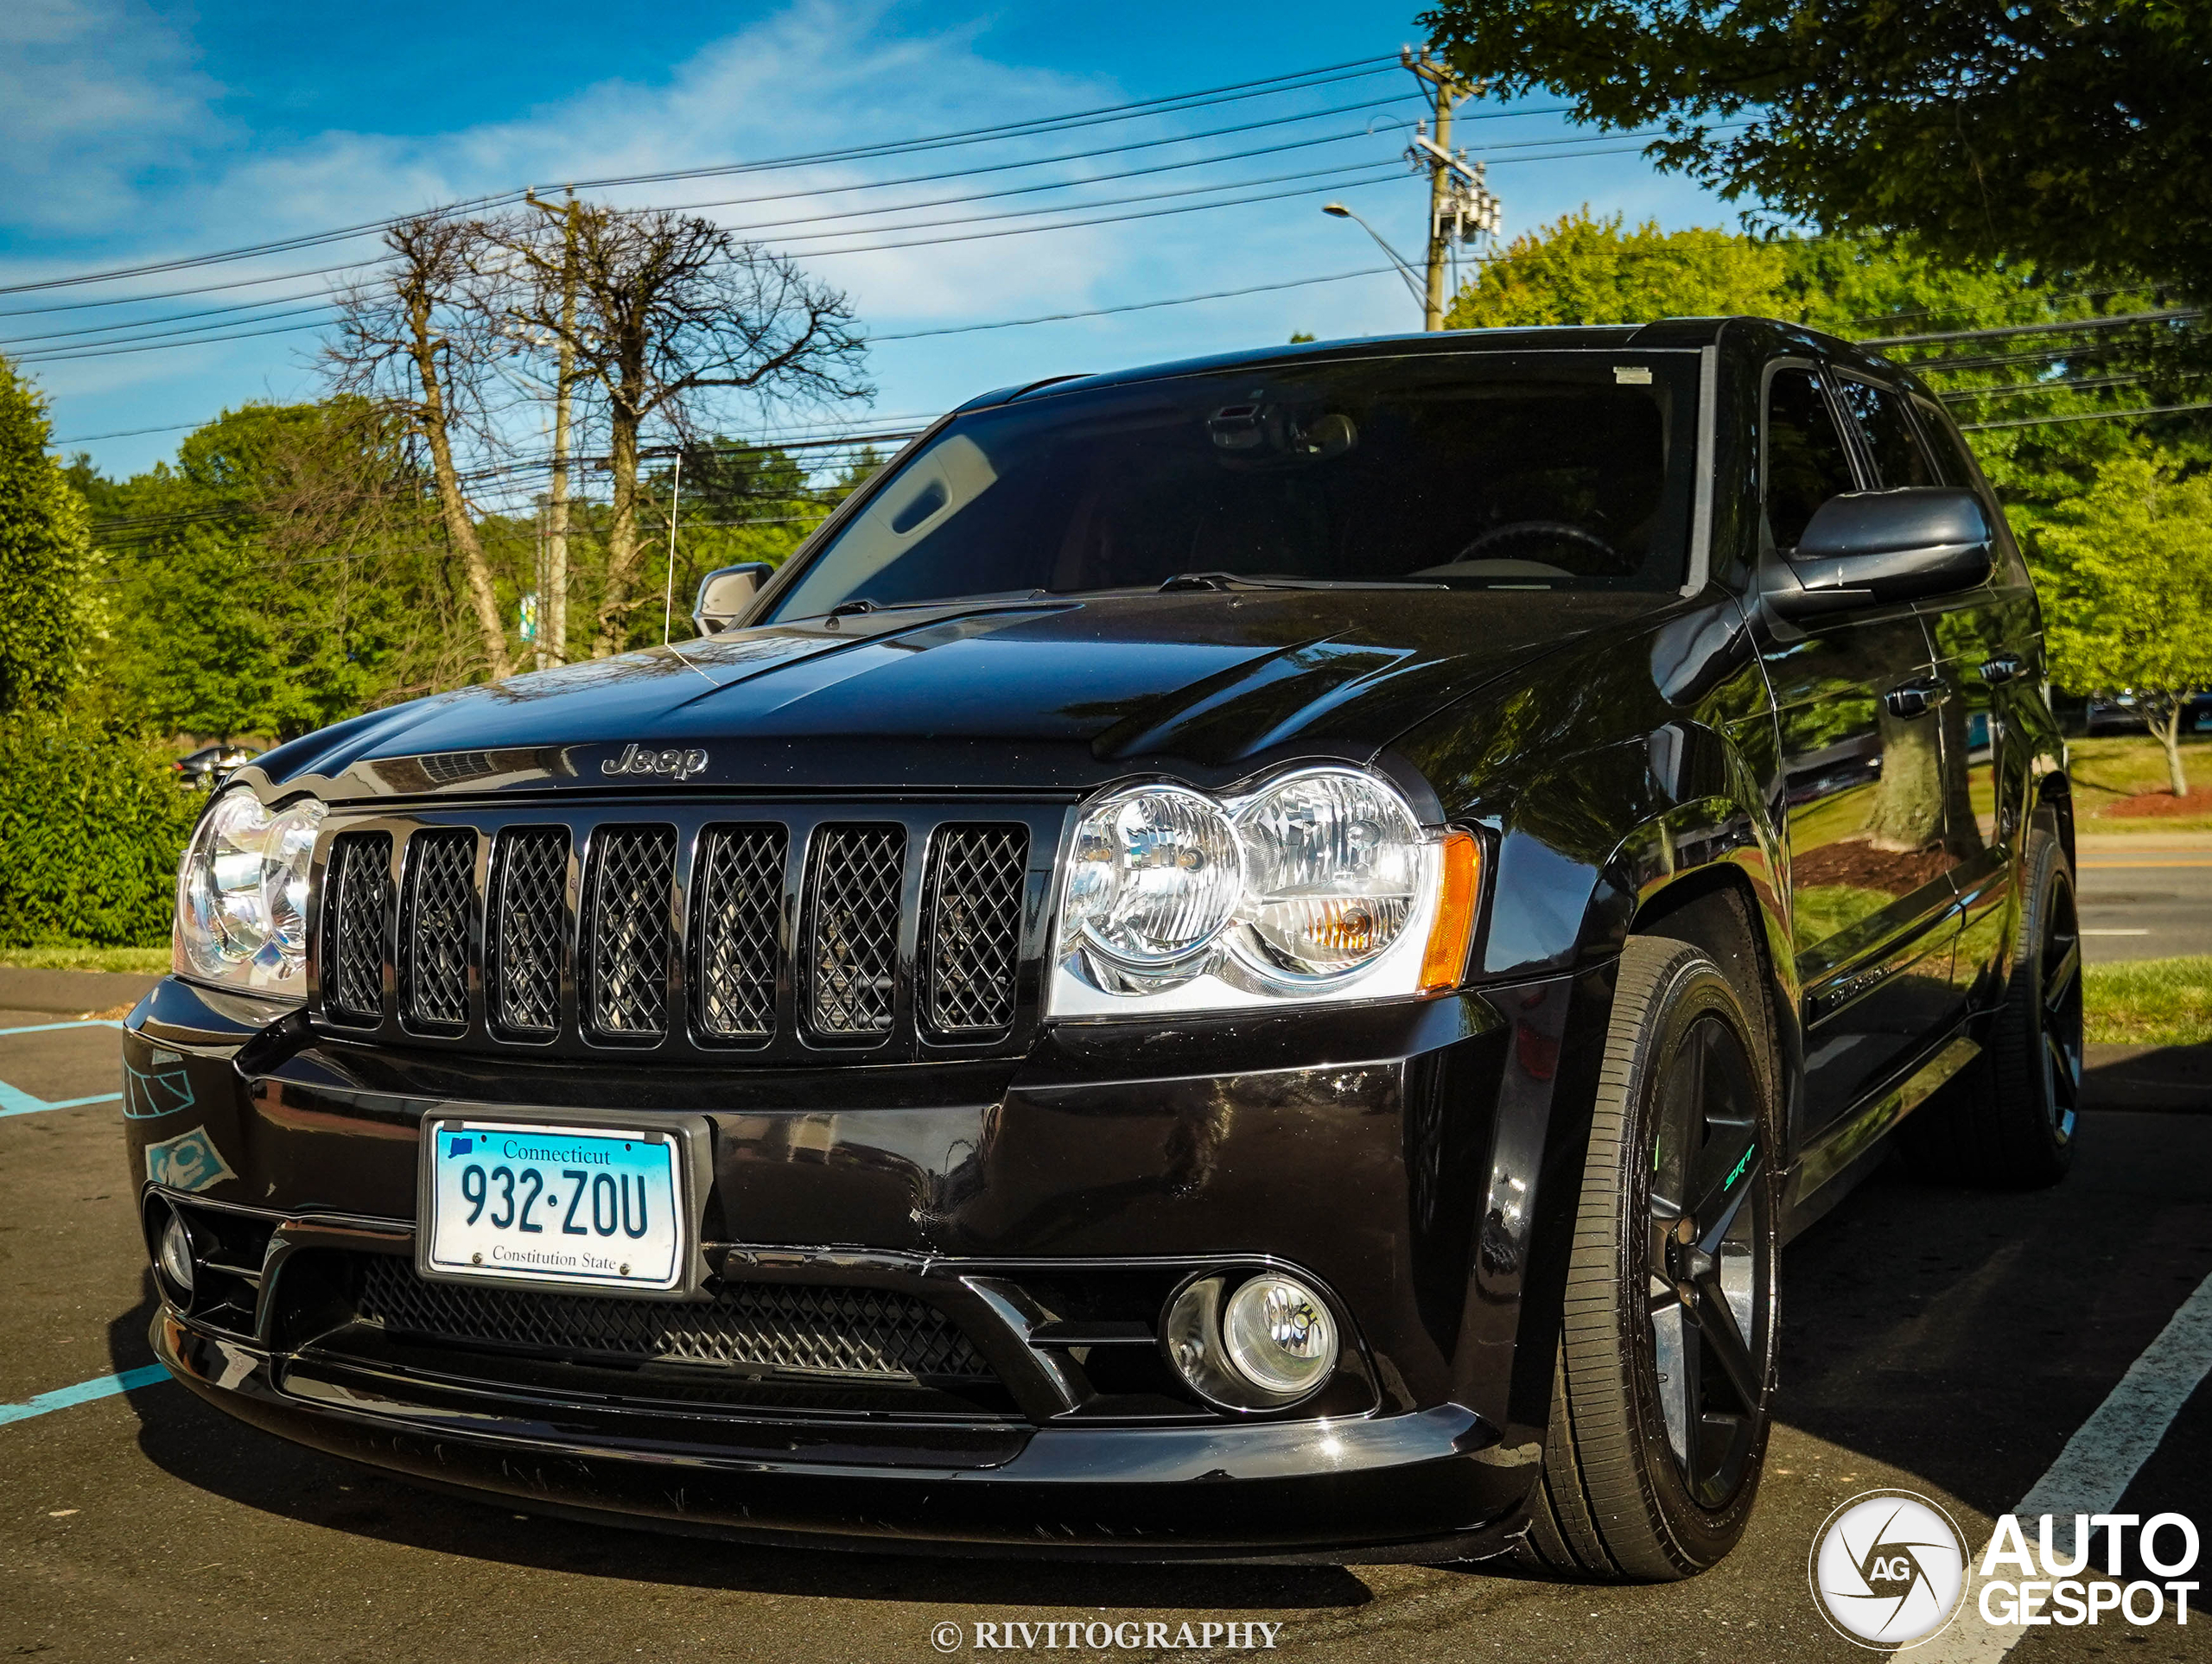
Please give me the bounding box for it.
[257,589,1663,801]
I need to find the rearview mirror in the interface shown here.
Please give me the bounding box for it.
[691,562,774,636]
[1761,488,1993,620]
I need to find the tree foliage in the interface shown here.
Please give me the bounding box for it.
[2031,453,2212,794]
[1444,210,2211,515]
[1418,0,2212,297]
[0,356,92,715]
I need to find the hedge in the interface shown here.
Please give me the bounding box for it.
[0,716,202,948]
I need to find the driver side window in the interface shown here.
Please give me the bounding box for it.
[1764,366,1857,550]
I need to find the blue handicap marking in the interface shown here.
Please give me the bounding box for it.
[124,1050,196,1120]
[143,1126,237,1192]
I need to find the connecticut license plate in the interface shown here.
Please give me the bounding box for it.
[420,1119,686,1292]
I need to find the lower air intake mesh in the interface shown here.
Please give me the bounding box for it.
[354,1256,992,1380]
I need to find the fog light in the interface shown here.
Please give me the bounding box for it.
[158,1209,196,1295]
[1223,1274,1336,1396]
[1162,1269,1340,1410]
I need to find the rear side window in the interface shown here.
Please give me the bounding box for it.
[1837,378,1938,488]
[1910,397,1984,489]
[1764,366,1856,549]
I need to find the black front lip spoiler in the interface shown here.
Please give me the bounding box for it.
[155,1312,1533,1563]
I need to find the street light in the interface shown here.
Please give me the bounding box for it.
[1322,202,1427,316]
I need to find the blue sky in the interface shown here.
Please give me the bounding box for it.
[3,0,1738,483]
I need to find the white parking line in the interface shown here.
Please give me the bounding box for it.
[1903,1266,2212,1660]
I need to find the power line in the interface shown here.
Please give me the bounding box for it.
[1960,400,2212,432]
[0,58,1405,299]
[874,264,1396,340]
[1860,308,2203,349]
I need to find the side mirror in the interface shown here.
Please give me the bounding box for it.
[1761,487,1993,620]
[690,562,774,636]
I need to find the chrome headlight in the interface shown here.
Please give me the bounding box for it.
[1048,766,1480,1019]
[175,789,325,996]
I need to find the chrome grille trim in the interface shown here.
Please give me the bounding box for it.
[583,826,677,1043]
[922,825,1027,1037]
[399,830,474,1032]
[486,827,568,1038]
[324,832,391,1026]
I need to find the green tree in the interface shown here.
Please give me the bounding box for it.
[94,400,461,740]
[0,356,93,715]
[1442,211,2207,515]
[1446,208,1789,327]
[1418,0,2212,297]
[2032,452,2212,795]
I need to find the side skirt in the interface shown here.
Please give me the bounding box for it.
[1779,1032,1981,1243]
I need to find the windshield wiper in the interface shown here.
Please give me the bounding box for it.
[1155,571,1450,594]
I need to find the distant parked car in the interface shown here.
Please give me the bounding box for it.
[173,746,255,790]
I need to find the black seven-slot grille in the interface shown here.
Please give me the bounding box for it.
[353,1253,993,1380]
[316,815,1033,1052]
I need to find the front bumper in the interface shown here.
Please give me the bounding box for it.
[124,965,1612,1559]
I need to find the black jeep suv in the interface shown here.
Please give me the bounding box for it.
[126,319,2076,1577]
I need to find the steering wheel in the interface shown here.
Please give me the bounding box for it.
[1452,520,1620,568]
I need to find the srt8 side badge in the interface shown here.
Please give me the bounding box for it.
[601,743,709,781]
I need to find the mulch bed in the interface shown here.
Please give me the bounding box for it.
[2100,785,2212,818]
[1789,840,1956,892]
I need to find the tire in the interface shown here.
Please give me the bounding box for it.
[1903,816,2082,1188]
[1518,935,1783,1581]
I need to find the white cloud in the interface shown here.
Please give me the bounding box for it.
[0,0,225,231]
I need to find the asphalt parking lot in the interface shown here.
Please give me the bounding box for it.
[3,981,2209,1663]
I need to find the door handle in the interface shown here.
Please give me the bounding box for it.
[1884,676,1949,719]
[1978,653,2027,686]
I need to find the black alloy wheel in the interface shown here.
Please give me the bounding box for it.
[1904,815,2081,1187]
[1521,933,1781,1581]
[1647,1009,1773,1508]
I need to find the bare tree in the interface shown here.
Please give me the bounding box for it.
[499,206,869,657]
[327,213,515,680]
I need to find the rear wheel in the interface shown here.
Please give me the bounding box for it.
[1519,935,1782,1580]
[1904,816,2081,1188]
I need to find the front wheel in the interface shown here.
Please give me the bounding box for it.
[1520,935,1782,1580]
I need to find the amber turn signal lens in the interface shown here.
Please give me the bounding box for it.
[1417,830,1480,994]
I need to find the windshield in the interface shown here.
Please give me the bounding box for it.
[765,352,1701,621]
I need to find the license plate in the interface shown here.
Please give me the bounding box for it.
[420,1119,687,1292]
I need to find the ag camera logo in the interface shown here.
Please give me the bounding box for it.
[1810,1490,1968,1648]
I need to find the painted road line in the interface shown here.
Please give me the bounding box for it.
[2078,859,2212,868]
[0,1082,122,1119]
[1902,1266,2212,1661]
[0,1363,170,1428]
[0,1019,125,1036]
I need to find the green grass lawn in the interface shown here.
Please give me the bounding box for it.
[0,944,171,975]
[2083,955,2212,1047]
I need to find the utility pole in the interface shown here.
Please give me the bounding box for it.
[524,186,582,665]
[1402,47,1499,330]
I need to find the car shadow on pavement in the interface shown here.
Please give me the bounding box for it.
[107,1278,1373,1610]
[1770,1097,2212,1527]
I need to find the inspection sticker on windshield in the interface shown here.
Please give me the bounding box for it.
[1613,365,1653,384]
[421,1119,685,1292]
